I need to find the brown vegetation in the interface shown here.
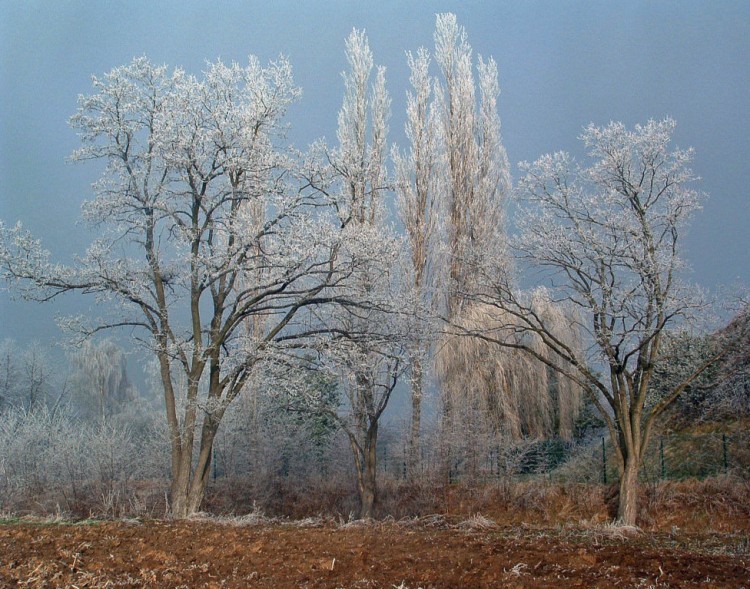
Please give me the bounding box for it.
[1,488,748,589]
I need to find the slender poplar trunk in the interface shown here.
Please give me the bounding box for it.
[407,356,423,481]
[440,394,454,484]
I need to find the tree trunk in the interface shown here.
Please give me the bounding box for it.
[407,356,423,481]
[617,455,640,526]
[440,394,455,484]
[170,466,192,519]
[170,452,213,519]
[169,422,219,519]
[359,421,378,519]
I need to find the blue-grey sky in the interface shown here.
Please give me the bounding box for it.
[2,0,749,350]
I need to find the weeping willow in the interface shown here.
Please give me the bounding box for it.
[436,292,584,442]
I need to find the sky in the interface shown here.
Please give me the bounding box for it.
[1,0,749,359]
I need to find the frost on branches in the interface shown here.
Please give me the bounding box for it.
[428,14,580,474]
[469,118,716,524]
[0,56,351,518]
[392,45,440,481]
[291,29,413,518]
[433,12,511,319]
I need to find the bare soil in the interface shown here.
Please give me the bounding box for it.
[1,516,748,588]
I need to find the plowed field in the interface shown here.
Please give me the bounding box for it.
[1,517,748,588]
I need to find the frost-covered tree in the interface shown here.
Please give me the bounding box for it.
[0,56,348,518]
[326,29,403,518]
[651,304,750,426]
[18,343,55,411]
[291,226,409,518]
[429,14,576,474]
[433,12,511,319]
[392,47,439,479]
[299,29,409,518]
[70,339,136,421]
[331,29,390,228]
[0,339,20,410]
[0,340,69,413]
[465,118,721,524]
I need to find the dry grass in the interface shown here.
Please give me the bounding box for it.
[2,471,748,533]
[638,475,750,531]
[456,513,498,531]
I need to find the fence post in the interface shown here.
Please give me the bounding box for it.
[601,436,607,484]
[660,436,666,479]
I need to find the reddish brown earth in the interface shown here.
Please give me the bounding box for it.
[1,517,748,588]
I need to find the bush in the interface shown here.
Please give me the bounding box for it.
[0,406,169,517]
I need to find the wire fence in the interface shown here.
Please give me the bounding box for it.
[624,430,749,483]
[376,429,750,484]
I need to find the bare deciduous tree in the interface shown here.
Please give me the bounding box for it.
[301,242,409,519]
[462,118,721,524]
[0,339,20,410]
[19,343,53,411]
[0,56,346,518]
[301,29,408,518]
